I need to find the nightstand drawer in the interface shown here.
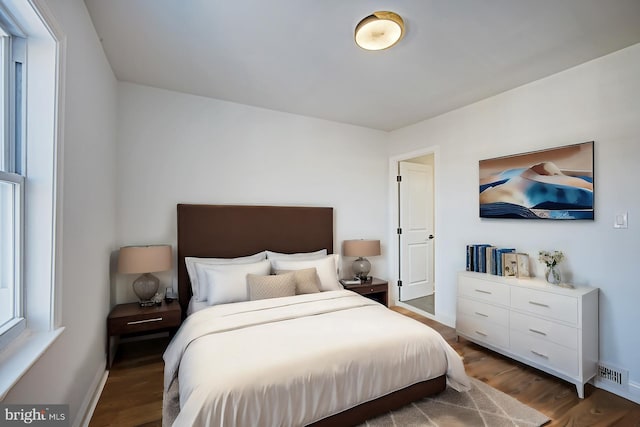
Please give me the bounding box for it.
[108,310,181,335]
[343,278,388,306]
[356,284,387,295]
[107,302,182,335]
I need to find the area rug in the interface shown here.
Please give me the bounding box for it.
[361,377,550,427]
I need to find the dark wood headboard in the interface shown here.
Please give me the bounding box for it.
[177,204,334,314]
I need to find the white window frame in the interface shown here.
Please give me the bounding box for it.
[0,171,24,344]
[0,11,26,350]
[0,0,65,400]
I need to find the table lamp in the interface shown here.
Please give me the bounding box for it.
[118,245,172,306]
[343,239,381,281]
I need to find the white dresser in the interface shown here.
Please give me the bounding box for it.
[456,271,598,398]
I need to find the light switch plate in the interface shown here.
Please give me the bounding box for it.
[614,212,628,229]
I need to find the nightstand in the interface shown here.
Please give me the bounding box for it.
[342,278,388,306]
[106,301,182,368]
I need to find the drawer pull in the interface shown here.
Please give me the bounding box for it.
[474,312,489,318]
[474,330,487,337]
[370,288,374,292]
[528,301,549,308]
[530,350,549,359]
[127,317,163,325]
[529,328,547,336]
[475,289,492,295]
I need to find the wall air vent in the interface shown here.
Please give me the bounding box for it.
[597,363,628,390]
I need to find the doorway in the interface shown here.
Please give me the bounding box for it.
[392,151,436,317]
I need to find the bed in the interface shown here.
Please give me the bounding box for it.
[163,204,469,426]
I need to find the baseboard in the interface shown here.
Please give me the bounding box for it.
[594,378,640,405]
[75,366,108,427]
[393,301,457,328]
[437,313,456,329]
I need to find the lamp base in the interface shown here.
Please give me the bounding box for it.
[133,272,160,306]
[352,257,371,281]
[138,300,157,307]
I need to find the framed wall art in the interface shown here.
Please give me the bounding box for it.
[479,141,594,220]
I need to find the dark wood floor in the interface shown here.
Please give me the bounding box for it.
[90,307,640,426]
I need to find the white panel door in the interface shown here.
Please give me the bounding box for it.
[399,161,434,301]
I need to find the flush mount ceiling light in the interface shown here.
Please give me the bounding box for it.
[354,11,405,51]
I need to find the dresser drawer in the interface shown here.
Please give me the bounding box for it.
[511,330,578,377]
[510,311,578,350]
[511,287,578,325]
[458,276,509,306]
[457,313,509,348]
[457,297,509,327]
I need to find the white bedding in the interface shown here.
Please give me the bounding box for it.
[163,290,469,426]
[186,297,208,316]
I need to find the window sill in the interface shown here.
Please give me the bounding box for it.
[0,327,64,400]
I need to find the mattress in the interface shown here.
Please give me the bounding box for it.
[163,290,469,426]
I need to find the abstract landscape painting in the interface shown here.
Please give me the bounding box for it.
[479,142,594,220]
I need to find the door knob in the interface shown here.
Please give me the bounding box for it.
[428,234,434,240]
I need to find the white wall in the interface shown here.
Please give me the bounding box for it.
[2,0,118,424]
[389,43,640,398]
[115,83,389,302]
[0,1,635,420]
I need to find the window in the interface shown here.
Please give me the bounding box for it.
[0,0,61,397]
[0,18,26,348]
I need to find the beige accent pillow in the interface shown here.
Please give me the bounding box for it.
[276,267,321,294]
[247,272,296,301]
[272,256,341,291]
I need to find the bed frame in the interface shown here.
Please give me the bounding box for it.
[175,204,446,426]
[177,204,334,315]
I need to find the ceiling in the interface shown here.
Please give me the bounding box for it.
[84,0,640,131]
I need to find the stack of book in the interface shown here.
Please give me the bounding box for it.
[465,244,530,278]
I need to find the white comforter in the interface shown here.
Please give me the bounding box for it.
[163,290,469,426]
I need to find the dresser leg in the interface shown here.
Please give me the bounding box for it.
[576,383,585,399]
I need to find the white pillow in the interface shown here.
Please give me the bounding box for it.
[186,251,267,301]
[200,260,271,306]
[271,255,341,292]
[265,249,327,261]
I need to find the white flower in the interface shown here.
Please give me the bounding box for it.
[538,250,564,267]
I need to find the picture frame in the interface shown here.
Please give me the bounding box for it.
[516,253,530,278]
[503,253,518,277]
[479,141,594,220]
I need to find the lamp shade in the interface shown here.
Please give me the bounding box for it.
[343,240,381,257]
[118,245,172,274]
